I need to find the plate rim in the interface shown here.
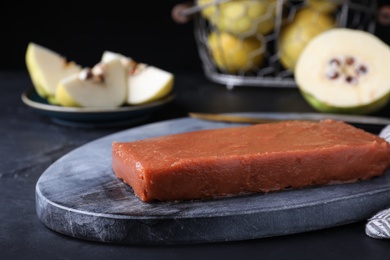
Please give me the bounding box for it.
[21,88,175,114]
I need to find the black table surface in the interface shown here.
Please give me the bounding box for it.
[2,69,390,260]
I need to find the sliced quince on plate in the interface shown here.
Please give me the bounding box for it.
[101,51,174,105]
[25,42,82,100]
[55,58,127,108]
[127,64,174,105]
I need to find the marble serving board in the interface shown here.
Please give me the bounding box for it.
[35,114,390,245]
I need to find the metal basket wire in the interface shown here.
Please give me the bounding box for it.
[192,0,378,89]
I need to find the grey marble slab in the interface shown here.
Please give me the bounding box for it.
[36,115,390,245]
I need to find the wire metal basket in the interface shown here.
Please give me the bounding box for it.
[192,0,377,89]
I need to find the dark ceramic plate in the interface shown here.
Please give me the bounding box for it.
[21,88,175,127]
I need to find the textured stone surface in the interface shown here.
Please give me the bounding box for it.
[4,70,390,258]
[36,118,390,244]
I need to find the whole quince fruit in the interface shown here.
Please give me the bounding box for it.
[278,7,335,70]
[207,32,264,73]
[306,0,342,14]
[198,0,277,37]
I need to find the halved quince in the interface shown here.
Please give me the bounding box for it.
[55,58,127,108]
[101,51,174,105]
[295,28,390,115]
[25,42,82,99]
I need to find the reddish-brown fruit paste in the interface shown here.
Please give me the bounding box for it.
[112,120,390,202]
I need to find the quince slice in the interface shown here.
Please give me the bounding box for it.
[25,42,82,99]
[101,51,174,105]
[55,58,127,108]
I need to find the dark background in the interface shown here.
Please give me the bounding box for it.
[1,1,389,73]
[0,1,201,72]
